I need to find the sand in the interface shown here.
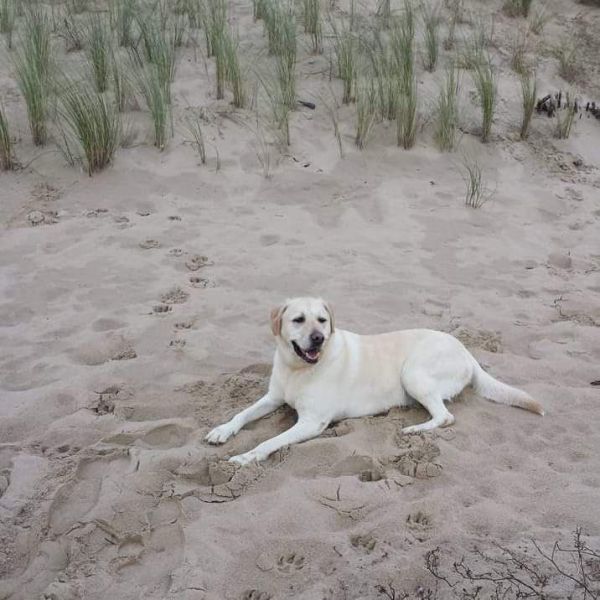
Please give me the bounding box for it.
[1,0,600,598]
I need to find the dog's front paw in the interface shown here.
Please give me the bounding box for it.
[229,451,259,466]
[205,423,236,445]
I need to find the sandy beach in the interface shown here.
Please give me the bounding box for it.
[1,0,600,598]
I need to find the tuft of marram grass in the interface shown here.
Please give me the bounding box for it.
[376,0,391,29]
[503,0,534,17]
[66,0,88,15]
[112,50,132,112]
[0,104,14,170]
[60,12,85,52]
[0,0,16,49]
[184,111,207,164]
[528,3,549,35]
[355,77,377,149]
[421,2,440,72]
[462,155,491,208]
[510,28,530,75]
[519,71,536,139]
[435,66,459,151]
[58,78,121,175]
[201,0,227,58]
[302,0,322,54]
[470,55,496,143]
[365,30,398,121]
[137,12,179,87]
[330,16,357,104]
[84,13,111,93]
[131,59,171,150]
[262,0,296,58]
[109,0,136,48]
[555,93,576,139]
[223,29,246,108]
[392,5,418,149]
[553,38,577,83]
[14,10,51,146]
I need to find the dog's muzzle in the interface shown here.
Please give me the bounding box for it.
[292,340,322,364]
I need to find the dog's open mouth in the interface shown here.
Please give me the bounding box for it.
[292,341,321,364]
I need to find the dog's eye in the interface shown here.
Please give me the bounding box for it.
[292,316,305,324]
[317,317,327,324]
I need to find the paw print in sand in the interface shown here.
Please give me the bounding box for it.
[277,553,305,573]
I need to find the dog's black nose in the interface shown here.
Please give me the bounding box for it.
[310,331,324,346]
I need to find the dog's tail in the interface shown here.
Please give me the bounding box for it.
[471,361,544,415]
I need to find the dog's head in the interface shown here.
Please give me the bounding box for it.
[270,297,335,366]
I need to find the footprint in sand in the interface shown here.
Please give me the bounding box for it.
[48,450,130,535]
[406,511,433,541]
[168,248,183,257]
[153,304,172,314]
[276,553,305,573]
[169,339,186,349]
[91,385,132,415]
[139,239,160,249]
[321,421,353,438]
[189,276,213,288]
[326,455,385,483]
[161,286,190,304]
[174,320,194,329]
[27,209,59,226]
[390,436,442,479]
[72,336,136,365]
[185,255,212,271]
[350,533,376,553]
[241,591,272,600]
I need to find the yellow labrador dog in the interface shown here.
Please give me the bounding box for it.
[206,297,543,465]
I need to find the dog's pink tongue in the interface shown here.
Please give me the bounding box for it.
[306,349,319,359]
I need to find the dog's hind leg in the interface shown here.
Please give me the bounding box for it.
[400,342,473,433]
[401,389,454,433]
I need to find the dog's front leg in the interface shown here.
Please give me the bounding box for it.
[229,415,329,465]
[205,392,284,445]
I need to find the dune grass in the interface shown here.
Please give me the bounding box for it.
[330,16,357,104]
[66,0,88,15]
[184,111,207,164]
[555,93,576,139]
[263,0,296,58]
[553,38,577,82]
[137,11,179,87]
[0,104,14,170]
[201,0,227,58]
[421,2,440,72]
[84,13,111,93]
[303,0,322,54]
[519,71,536,139]
[0,0,16,49]
[504,0,534,17]
[528,3,549,35]
[109,0,136,48]
[60,13,85,52]
[510,28,530,75]
[355,76,377,149]
[435,66,459,151]
[462,155,491,208]
[470,55,496,142]
[394,5,418,149]
[376,0,391,29]
[58,78,121,175]
[14,9,52,146]
[131,60,171,150]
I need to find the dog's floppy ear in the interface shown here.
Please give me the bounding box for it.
[323,301,335,333]
[270,303,288,337]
